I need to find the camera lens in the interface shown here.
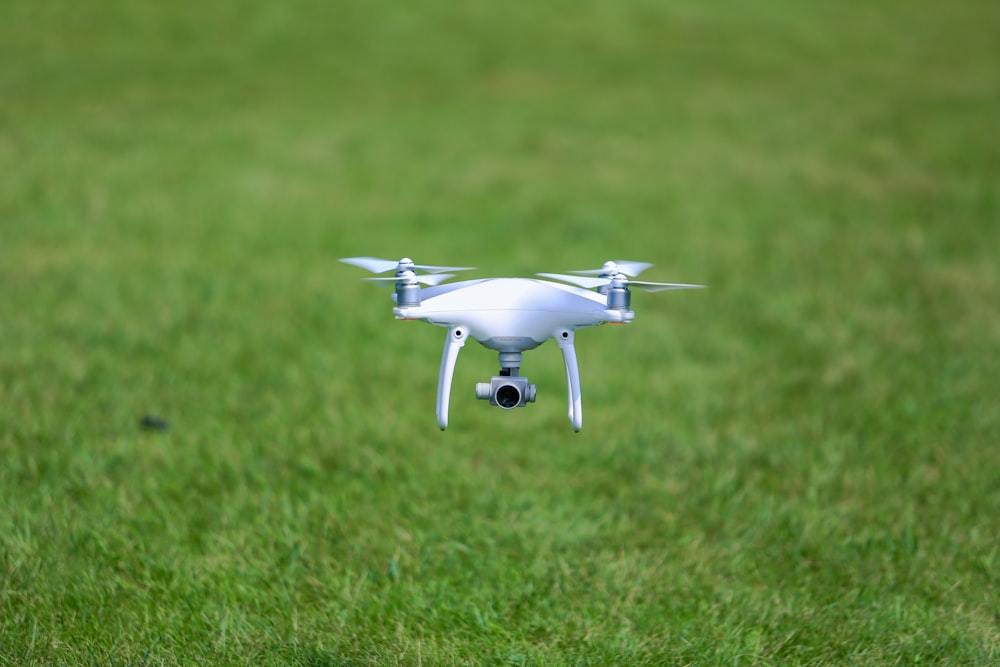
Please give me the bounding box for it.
[495,384,521,409]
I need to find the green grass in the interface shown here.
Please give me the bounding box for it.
[2,0,999,664]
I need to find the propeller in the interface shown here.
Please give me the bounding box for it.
[538,272,705,292]
[624,279,707,292]
[567,260,654,278]
[365,272,455,286]
[340,256,475,275]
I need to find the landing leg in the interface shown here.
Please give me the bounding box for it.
[555,329,582,432]
[437,326,468,430]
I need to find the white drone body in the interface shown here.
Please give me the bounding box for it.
[341,257,704,431]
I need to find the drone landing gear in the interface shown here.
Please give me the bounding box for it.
[436,329,582,432]
[436,326,469,430]
[555,329,583,432]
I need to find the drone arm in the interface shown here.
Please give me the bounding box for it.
[555,329,583,432]
[437,326,469,430]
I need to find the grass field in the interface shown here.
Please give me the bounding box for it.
[2,1,999,664]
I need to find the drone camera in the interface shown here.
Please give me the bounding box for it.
[476,376,537,409]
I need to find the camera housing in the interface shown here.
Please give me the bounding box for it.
[476,376,537,409]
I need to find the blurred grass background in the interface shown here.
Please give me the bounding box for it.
[2,1,998,665]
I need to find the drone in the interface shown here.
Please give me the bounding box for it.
[340,256,704,431]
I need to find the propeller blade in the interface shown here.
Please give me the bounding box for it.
[340,256,401,273]
[365,273,456,286]
[416,273,457,286]
[340,256,474,274]
[539,272,706,292]
[570,260,654,277]
[628,280,706,292]
[411,263,476,274]
[536,273,610,289]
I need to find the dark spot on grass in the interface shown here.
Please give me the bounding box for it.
[140,414,169,431]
